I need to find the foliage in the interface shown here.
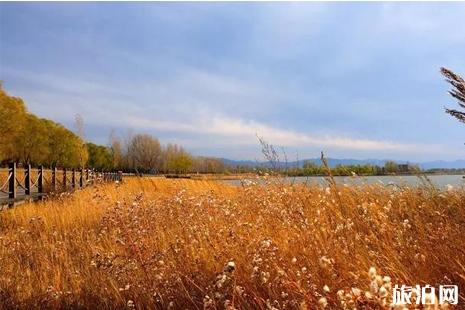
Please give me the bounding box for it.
[302,160,322,175]
[0,85,27,161]
[285,161,420,177]
[167,153,193,174]
[383,160,398,174]
[86,143,113,171]
[163,144,193,174]
[0,86,87,167]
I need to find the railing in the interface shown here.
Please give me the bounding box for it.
[0,163,123,207]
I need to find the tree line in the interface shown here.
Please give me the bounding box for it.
[103,133,227,174]
[285,160,420,177]
[0,85,226,173]
[0,85,87,168]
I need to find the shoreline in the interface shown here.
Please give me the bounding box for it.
[164,172,465,181]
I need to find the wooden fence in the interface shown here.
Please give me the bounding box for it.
[0,162,122,207]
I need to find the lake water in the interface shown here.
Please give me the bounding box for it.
[223,174,465,188]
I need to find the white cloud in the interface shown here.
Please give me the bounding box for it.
[3,66,453,158]
[121,113,440,154]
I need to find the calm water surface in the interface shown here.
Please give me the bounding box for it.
[224,175,465,188]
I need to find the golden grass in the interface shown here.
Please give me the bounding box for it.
[0,177,464,309]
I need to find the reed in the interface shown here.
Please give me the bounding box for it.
[0,177,463,309]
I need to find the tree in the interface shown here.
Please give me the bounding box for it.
[17,114,50,165]
[163,144,194,174]
[109,130,123,170]
[0,85,27,162]
[86,143,113,170]
[384,161,398,174]
[127,134,162,173]
[74,114,88,168]
[192,156,225,174]
[0,85,88,168]
[302,160,322,175]
[45,121,82,168]
[166,153,193,174]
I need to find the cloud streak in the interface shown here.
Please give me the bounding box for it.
[2,64,452,158]
[123,114,439,154]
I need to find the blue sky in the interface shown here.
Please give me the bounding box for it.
[1,2,465,161]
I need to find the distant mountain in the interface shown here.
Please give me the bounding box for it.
[222,158,465,169]
[222,158,269,167]
[418,160,465,170]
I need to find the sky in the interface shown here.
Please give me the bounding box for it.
[1,2,465,161]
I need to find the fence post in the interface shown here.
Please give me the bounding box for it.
[25,164,31,195]
[63,168,67,191]
[118,171,123,182]
[8,162,16,207]
[80,168,84,188]
[72,169,76,189]
[52,167,57,192]
[38,165,44,199]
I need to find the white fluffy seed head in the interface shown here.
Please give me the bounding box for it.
[379,286,388,298]
[368,267,377,278]
[351,288,361,297]
[318,297,328,308]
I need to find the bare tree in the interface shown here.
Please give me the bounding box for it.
[109,130,123,169]
[74,114,88,168]
[127,134,162,173]
[441,67,465,123]
[75,114,85,140]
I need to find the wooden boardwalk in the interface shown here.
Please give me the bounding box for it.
[0,163,122,208]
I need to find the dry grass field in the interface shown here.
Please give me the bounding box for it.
[0,177,464,309]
